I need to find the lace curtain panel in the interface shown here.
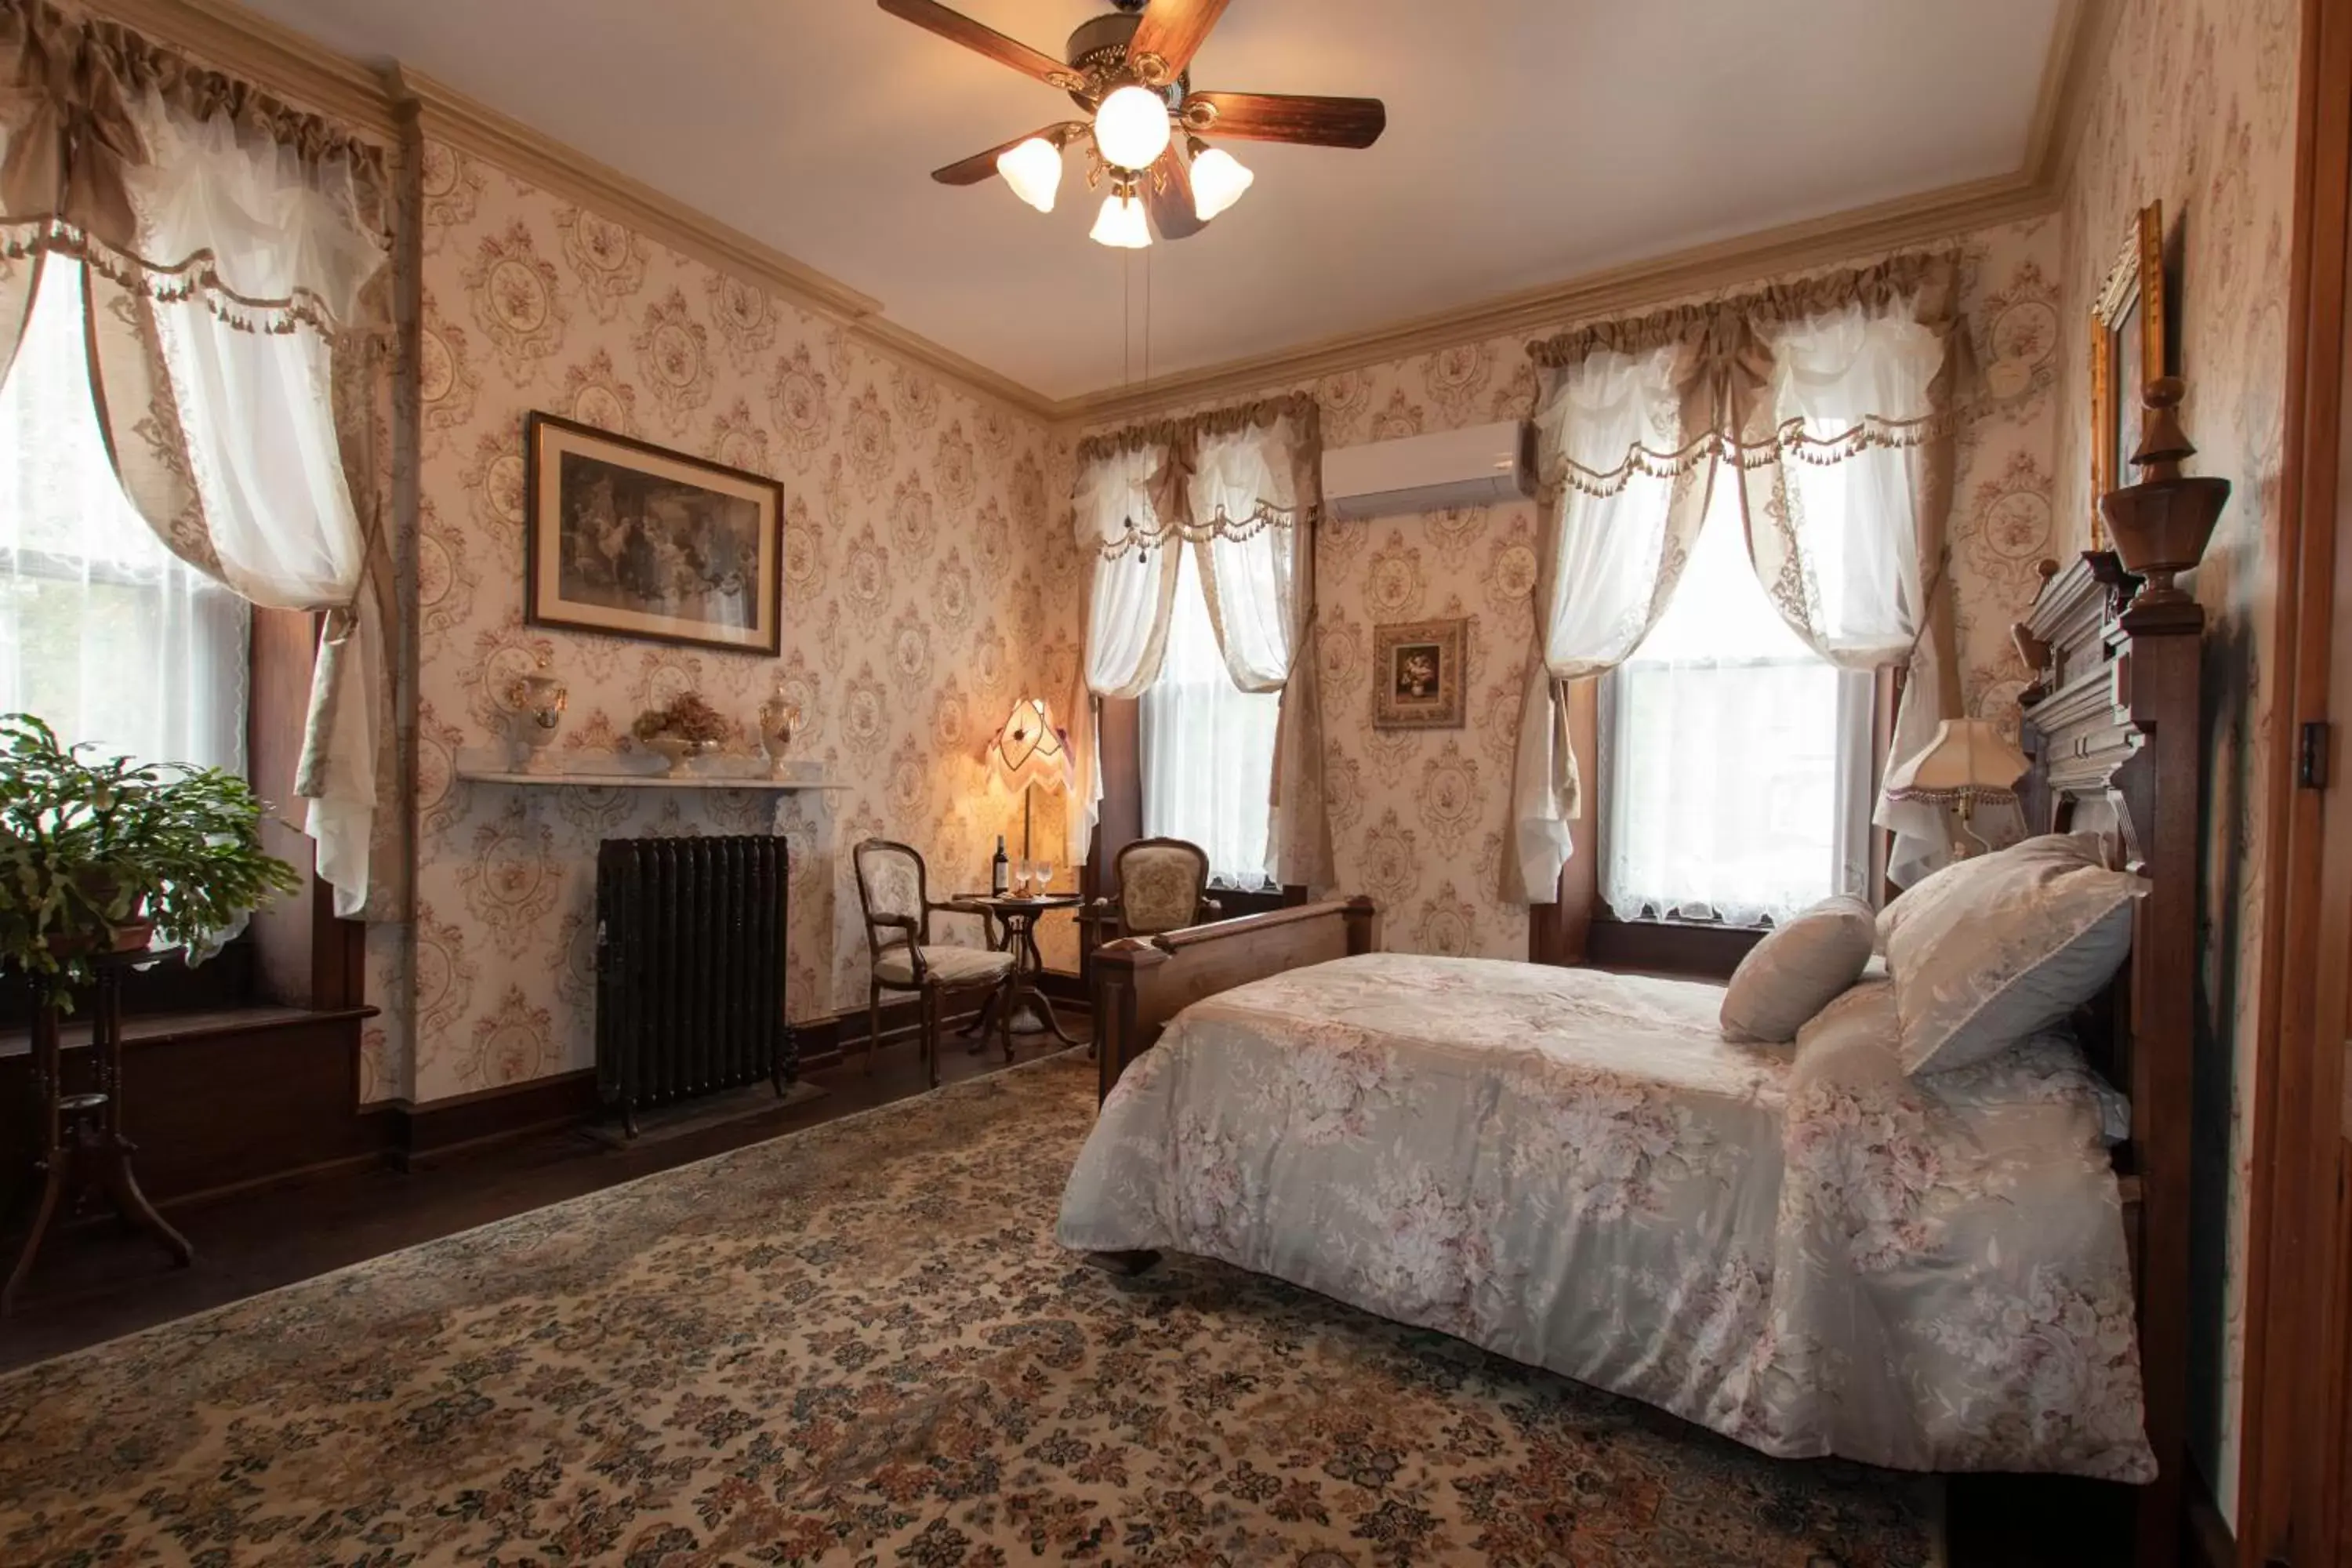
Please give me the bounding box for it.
[1140,548,1281,888]
[1507,339,1713,903]
[0,2,394,914]
[1738,296,1962,886]
[1599,482,1873,925]
[1508,252,1970,906]
[1071,402,1332,890]
[0,263,247,778]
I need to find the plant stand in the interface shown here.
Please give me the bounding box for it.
[3,948,194,1315]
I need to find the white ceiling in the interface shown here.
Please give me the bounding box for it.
[238,0,2066,402]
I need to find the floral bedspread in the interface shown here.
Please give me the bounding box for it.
[1056,953,2154,1481]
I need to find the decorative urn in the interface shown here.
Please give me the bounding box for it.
[757,686,804,777]
[506,658,568,773]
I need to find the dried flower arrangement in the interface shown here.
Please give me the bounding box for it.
[631,691,731,747]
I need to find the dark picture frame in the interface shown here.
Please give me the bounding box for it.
[2089,201,2168,546]
[523,412,784,655]
[1372,617,1468,729]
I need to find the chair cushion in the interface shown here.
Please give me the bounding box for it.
[873,944,1014,988]
[1719,895,1877,1044]
[1879,833,2143,1076]
[1121,844,1206,935]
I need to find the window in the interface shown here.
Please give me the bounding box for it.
[1139,546,1281,888]
[1600,477,1871,927]
[0,264,248,777]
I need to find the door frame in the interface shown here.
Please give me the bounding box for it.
[2238,0,2352,1559]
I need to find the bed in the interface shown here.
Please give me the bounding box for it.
[1061,556,2201,1562]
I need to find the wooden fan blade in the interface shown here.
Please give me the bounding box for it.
[1143,145,1207,239]
[878,0,1083,89]
[1127,0,1232,85]
[931,124,1080,185]
[1183,91,1386,148]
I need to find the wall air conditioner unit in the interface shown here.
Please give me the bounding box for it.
[1321,419,1532,521]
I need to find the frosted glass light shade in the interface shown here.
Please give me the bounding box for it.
[1189,145,1254,220]
[1093,84,1171,170]
[1090,191,1151,249]
[995,136,1062,212]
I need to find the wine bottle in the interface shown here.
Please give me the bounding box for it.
[991,835,1009,897]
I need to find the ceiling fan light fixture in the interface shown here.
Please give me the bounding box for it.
[1093,83,1172,170]
[1189,143,1254,220]
[995,136,1063,212]
[1089,189,1152,249]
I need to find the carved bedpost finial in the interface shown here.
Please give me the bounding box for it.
[2100,377,2229,609]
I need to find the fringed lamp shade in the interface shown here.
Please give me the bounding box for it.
[984,698,1073,795]
[1882,718,2030,858]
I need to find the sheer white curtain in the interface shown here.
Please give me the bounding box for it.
[1602,481,1871,924]
[1070,442,1178,869]
[1740,295,1955,886]
[1189,413,1330,888]
[0,260,247,775]
[106,89,390,913]
[1510,339,1711,902]
[1142,547,1282,887]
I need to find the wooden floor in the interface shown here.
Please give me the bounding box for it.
[0,1028,2132,1567]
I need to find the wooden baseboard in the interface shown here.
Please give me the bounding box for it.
[2187,1464,2234,1568]
[390,1069,602,1170]
[391,985,1092,1158]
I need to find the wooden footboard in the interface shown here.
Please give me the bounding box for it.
[1093,897,1378,1102]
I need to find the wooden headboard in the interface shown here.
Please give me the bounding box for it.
[2013,551,2203,1568]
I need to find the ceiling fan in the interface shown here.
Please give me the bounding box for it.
[878,0,1386,247]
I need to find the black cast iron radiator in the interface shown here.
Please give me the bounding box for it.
[594,835,796,1136]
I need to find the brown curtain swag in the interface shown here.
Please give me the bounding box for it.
[1,0,391,252]
[1526,250,1962,368]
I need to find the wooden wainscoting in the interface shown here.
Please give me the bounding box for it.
[0,1006,385,1214]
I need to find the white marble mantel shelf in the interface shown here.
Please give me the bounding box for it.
[454,748,848,790]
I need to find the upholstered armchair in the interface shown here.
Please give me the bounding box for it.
[1092,837,1223,939]
[853,838,1014,1087]
[1082,839,1223,1054]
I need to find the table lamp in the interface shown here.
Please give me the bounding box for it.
[1882,717,2031,860]
[983,697,1073,865]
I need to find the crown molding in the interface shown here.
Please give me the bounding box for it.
[383,68,1057,418]
[2042,0,2122,195]
[93,0,2115,431]
[1048,170,2057,426]
[81,0,1058,419]
[1048,0,2111,426]
[81,0,399,136]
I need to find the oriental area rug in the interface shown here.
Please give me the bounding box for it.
[0,1053,1938,1566]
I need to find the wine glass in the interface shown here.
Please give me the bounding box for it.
[1033,858,1055,895]
[1013,858,1034,896]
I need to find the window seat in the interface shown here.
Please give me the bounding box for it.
[0,1002,384,1213]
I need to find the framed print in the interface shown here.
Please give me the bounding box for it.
[2089,200,2168,545]
[1372,618,1468,729]
[524,412,784,655]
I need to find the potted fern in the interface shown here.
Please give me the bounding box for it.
[0,714,303,1007]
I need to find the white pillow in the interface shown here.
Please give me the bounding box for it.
[1719,895,1877,1043]
[1881,837,2143,1075]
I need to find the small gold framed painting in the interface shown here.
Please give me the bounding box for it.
[2089,200,2168,544]
[524,412,784,655]
[1372,618,1468,729]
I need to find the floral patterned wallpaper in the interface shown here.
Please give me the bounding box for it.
[366,138,1084,1108]
[2053,0,2300,1522]
[1082,217,2066,968]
